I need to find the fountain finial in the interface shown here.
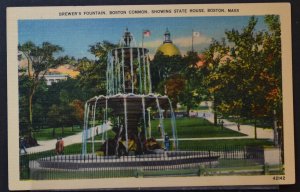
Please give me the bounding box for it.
[164,28,172,43]
[123,27,133,47]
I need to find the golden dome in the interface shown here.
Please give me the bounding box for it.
[157,43,181,56]
[156,28,181,57]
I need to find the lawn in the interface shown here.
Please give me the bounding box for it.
[90,130,115,141]
[88,117,246,142]
[22,143,99,163]
[178,139,274,151]
[150,117,246,138]
[32,126,82,141]
[32,117,246,142]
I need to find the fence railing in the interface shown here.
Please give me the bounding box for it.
[20,145,282,180]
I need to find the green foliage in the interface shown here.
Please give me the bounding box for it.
[201,16,282,138]
[76,41,118,97]
[151,50,206,112]
[18,41,67,136]
[19,75,86,137]
[179,51,208,113]
[203,16,282,119]
[150,52,183,94]
[18,42,66,77]
[44,79,85,134]
[33,126,82,140]
[150,117,245,138]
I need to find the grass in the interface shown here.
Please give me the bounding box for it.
[32,126,82,141]
[22,143,98,164]
[218,159,261,168]
[192,105,210,110]
[89,130,115,141]
[176,105,209,111]
[178,139,274,151]
[150,117,246,138]
[88,117,246,142]
[31,117,247,142]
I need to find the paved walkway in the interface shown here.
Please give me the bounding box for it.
[196,111,274,140]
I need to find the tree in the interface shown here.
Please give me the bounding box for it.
[224,16,276,139]
[45,78,85,134]
[202,16,283,140]
[263,15,282,146]
[69,100,85,129]
[178,51,207,114]
[47,104,60,137]
[76,41,118,97]
[201,39,229,125]
[150,52,183,94]
[18,74,31,135]
[150,51,207,113]
[18,41,67,136]
[164,74,185,109]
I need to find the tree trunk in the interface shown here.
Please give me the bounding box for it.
[28,92,34,137]
[254,118,257,139]
[237,116,240,131]
[213,99,218,126]
[164,108,168,118]
[273,109,278,146]
[186,105,190,117]
[28,79,38,137]
[62,125,64,137]
[52,127,56,137]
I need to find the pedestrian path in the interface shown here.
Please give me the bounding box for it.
[196,111,274,140]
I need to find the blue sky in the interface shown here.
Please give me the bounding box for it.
[18,16,269,59]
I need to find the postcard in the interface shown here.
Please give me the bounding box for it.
[7,3,294,190]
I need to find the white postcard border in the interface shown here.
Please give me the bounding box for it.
[7,3,294,190]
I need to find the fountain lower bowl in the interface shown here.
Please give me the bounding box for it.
[30,151,220,170]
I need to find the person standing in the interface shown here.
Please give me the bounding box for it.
[59,137,64,154]
[164,133,170,151]
[19,137,27,154]
[221,120,224,130]
[55,137,64,155]
[157,123,161,134]
[55,138,60,155]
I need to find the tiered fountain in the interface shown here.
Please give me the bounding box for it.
[82,28,178,156]
[29,29,219,179]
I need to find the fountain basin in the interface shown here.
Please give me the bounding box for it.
[30,151,219,170]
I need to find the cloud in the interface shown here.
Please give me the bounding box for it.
[141,33,211,49]
[173,34,212,48]
[140,39,162,49]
